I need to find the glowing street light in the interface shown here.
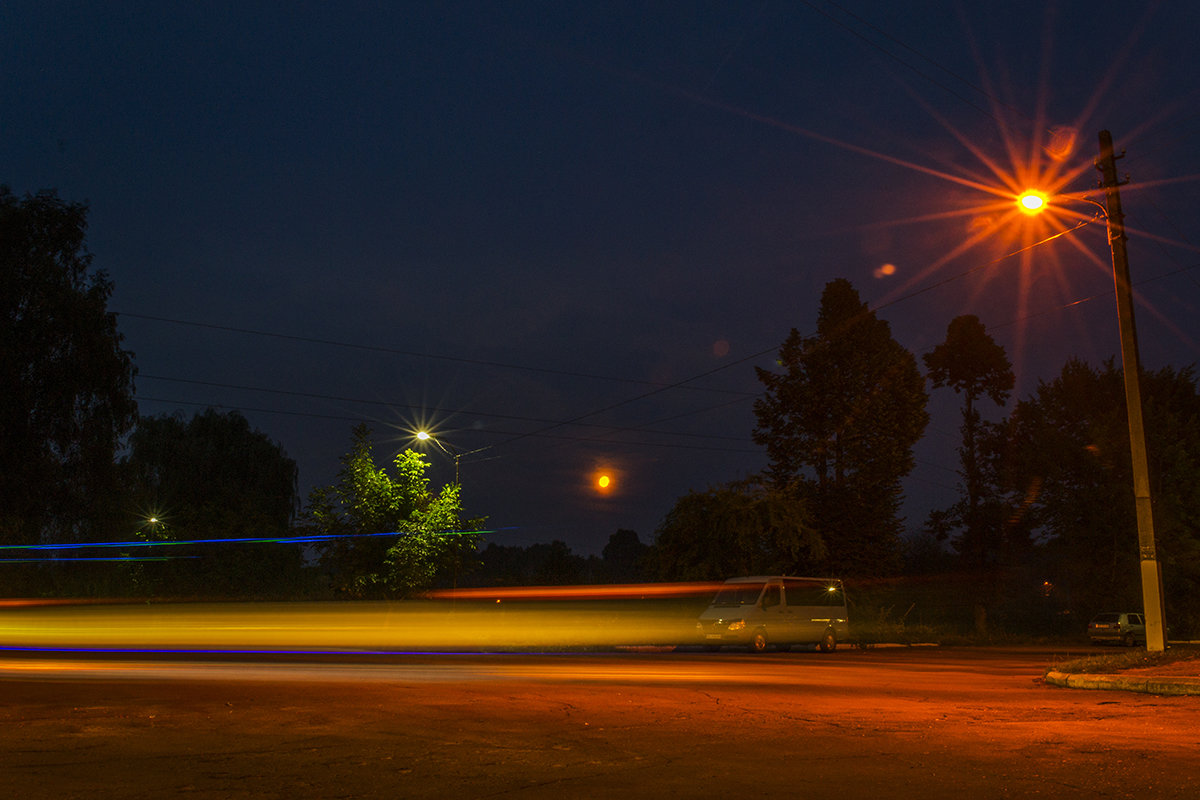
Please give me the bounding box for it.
[1017,190,1046,213]
[1018,130,1167,652]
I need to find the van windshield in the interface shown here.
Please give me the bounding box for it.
[710,584,765,607]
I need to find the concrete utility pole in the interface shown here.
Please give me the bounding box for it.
[1095,129,1167,652]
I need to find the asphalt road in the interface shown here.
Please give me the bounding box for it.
[5,646,1199,799]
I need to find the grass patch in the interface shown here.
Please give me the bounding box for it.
[849,621,943,646]
[1048,644,1200,676]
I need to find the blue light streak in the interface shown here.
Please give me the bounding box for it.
[0,556,196,563]
[0,528,496,552]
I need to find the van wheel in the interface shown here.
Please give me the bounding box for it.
[1122,633,1136,647]
[749,630,769,653]
[818,630,837,653]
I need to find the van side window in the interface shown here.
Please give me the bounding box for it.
[785,579,839,606]
[762,585,781,608]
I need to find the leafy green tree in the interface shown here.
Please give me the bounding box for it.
[923,315,1015,570]
[997,359,1200,632]
[1,187,136,561]
[120,409,304,598]
[304,424,481,597]
[753,279,928,576]
[650,480,824,581]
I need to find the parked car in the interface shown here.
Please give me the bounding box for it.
[1088,612,1146,646]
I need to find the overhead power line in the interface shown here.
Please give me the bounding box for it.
[127,232,1198,462]
[116,312,753,398]
[136,374,752,445]
[798,0,1037,130]
[134,396,760,454]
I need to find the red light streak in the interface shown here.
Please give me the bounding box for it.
[426,582,725,601]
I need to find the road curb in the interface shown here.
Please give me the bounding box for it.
[1045,670,1200,696]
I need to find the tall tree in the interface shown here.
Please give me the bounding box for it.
[0,187,136,555]
[923,315,1014,569]
[120,410,304,598]
[304,424,482,597]
[753,279,928,576]
[997,359,1200,630]
[651,480,823,581]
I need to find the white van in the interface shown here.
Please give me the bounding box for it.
[696,576,849,653]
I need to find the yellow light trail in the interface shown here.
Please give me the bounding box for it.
[0,597,712,653]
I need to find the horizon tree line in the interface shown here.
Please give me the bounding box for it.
[6,186,1199,635]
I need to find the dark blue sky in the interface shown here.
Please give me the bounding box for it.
[5,1,1199,555]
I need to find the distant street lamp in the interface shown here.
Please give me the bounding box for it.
[1017,130,1167,652]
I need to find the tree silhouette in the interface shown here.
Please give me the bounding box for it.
[1,187,136,566]
[923,315,1014,570]
[999,360,1200,630]
[651,480,823,581]
[753,279,927,576]
[121,410,303,598]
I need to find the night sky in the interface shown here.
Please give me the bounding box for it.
[5,1,1199,555]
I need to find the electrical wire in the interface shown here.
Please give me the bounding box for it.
[798,0,1026,130]
[134,375,753,445]
[127,221,1195,464]
[133,397,761,454]
[116,312,753,398]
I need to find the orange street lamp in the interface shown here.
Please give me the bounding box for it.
[1017,190,1046,213]
[1018,130,1167,652]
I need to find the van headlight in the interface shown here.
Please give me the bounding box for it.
[727,619,746,632]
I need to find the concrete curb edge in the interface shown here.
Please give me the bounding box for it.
[1045,670,1200,696]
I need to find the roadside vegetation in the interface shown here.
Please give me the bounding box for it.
[5,185,1200,643]
[1048,644,1200,676]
